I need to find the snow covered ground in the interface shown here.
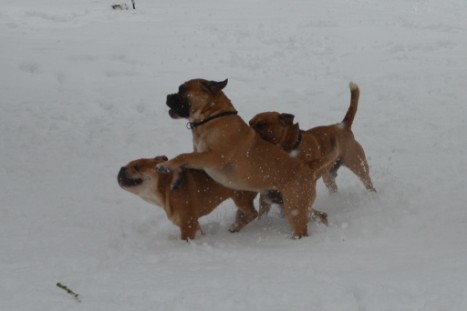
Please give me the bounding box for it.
[1,0,467,310]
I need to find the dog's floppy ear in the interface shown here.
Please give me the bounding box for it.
[202,79,228,94]
[279,113,295,125]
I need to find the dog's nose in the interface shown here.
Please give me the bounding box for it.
[118,167,127,180]
[166,94,176,107]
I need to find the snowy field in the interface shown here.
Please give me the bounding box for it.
[1,0,467,310]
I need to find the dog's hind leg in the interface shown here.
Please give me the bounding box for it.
[229,191,258,232]
[322,171,338,193]
[197,223,205,236]
[258,193,272,219]
[344,143,376,192]
[313,139,341,194]
[258,190,285,219]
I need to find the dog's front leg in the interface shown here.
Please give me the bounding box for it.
[180,217,199,241]
[156,151,227,173]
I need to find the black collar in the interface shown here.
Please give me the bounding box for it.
[290,130,303,151]
[187,111,238,129]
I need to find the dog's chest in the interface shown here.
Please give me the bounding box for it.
[141,193,163,207]
[193,138,208,152]
[139,181,165,207]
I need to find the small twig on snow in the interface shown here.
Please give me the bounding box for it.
[112,4,129,10]
[56,282,81,302]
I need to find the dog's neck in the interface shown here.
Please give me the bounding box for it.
[281,123,302,152]
[188,93,237,129]
[188,111,238,129]
[137,173,170,208]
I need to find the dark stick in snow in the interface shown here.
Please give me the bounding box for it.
[56,282,81,302]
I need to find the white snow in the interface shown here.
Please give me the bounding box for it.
[349,81,358,91]
[1,0,467,310]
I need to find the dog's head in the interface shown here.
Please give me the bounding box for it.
[166,79,229,120]
[249,112,295,145]
[118,156,169,197]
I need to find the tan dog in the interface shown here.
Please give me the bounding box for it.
[118,156,258,240]
[249,82,376,217]
[156,79,335,238]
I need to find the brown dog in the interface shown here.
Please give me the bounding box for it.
[249,82,376,217]
[118,156,258,240]
[156,79,336,238]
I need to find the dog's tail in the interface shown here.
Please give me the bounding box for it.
[341,81,360,130]
[308,137,338,180]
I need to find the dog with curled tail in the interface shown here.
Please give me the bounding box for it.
[249,82,376,218]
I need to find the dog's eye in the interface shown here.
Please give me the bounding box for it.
[178,85,187,94]
[255,122,264,129]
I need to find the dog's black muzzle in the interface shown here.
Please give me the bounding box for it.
[166,93,190,119]
[117,167,143,187]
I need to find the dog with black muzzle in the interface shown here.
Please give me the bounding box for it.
[157,79,335,238]
[249,82,376,218]
[118,156,258,240]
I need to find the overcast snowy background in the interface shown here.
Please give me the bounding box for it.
[1,0,467,310]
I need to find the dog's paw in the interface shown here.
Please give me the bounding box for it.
[228,225,239,233]
[310,210,328,226]
[289,234,305,240]
[229,222,246,233]
[155,164,171,174]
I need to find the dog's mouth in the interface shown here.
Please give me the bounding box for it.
[166,93,190,119]
[169,109,182,119]
[118,167,143,187]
